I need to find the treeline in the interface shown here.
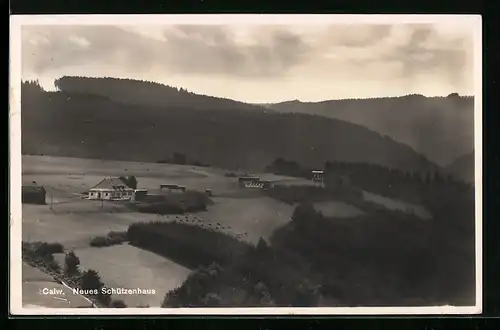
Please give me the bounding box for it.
[53,76,267,113]
[125,221,322,307]
[268,93,474,167]
[269,200,475,306]
[265,157,312,179]
[131,190,211,215]
[323,161,474,207]
[162,262,276,307]
[157,152,210,167]
[127,222,252,269]
[265,157,473,205]
[21,80,439,173]
[127,189,474,307]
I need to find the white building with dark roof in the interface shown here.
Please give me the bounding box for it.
[88,177,134,200]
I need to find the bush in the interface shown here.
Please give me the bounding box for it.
[110,299,127,308]
[89,231,127,247]
[200,293,222,306]
[127,222,252,269]
[80,269,102,292]
[47,260,61,273]
[89,236,110,247]
[22,241,65,264]
[23,242,64,257]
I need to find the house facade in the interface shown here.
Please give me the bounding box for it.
[238,177,260,188]
[88,177,134,200]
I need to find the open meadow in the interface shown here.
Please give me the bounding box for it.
[21,155,438,308]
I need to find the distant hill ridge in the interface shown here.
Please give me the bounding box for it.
[21,78,440,174]
[263,94,475,167]
[445,152,475,183]
[53,76,269,113]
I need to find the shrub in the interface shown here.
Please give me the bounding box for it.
[80,269,102,292]
[110,299,128,308]
[89,231,127,247]
[22,241,65,263]
[89,236,110,247]
[47,260,61,273]
[200,293,222,306]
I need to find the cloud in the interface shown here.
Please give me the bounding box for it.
[383,24,471,82]
[22,25,313,79]
[20,22,475,101]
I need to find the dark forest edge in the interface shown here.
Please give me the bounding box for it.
[121,161,474,307]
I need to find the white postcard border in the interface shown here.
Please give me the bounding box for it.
[9,14,483,315]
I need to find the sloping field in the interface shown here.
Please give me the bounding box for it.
[20,155,308,307]
[22,262,93,308]
[22,155,237,195]
[194,197,295,244]
[313,201,366,218]
[53,245,191,307]
[22,203,155,249]
[362,191,432,220]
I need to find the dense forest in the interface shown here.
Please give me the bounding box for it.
[53,76,268,113]
[21,79,439,174]
[128,165,475,307]
[444,152,475,183]
[264,94,475,167]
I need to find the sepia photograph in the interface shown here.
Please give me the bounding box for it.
[9,14,482,315]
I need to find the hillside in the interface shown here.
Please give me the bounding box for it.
[54,76,268,113]
[445,152,475,183]
[21,79,439,174]
[264,94,475,166]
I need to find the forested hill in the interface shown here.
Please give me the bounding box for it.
[263,94,475,167]
[21,80,439,173]
[445,152,475,183]
[54,76,268,113]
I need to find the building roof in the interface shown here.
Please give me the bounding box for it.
[90,177,133,191]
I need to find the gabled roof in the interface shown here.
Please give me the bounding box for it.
[90,177,133,191]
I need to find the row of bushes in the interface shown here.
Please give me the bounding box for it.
[127,222,252,269]
[122,219,323,307]
[162,262,277,307]
[89,231,128,247]
[133,191,211,215]
[22,241,128,308]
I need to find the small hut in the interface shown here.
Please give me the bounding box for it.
[22,185,47,205]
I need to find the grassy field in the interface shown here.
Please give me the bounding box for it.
[21,155,316,307]
[313,201,365,218]
[53,245,191,307]
[20,155,439,308]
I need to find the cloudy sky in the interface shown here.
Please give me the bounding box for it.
[21,20,477,103]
